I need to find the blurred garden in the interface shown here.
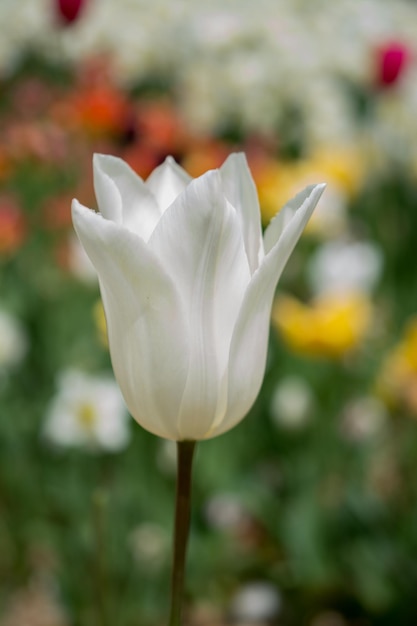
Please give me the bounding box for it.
[2,0,417,624]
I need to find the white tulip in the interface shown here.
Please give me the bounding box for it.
[72,153,325,441]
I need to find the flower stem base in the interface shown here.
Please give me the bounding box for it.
[168,440,196,626]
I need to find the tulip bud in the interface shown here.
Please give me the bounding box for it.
[55,0,86,25]
[376,41,409,88]
[72,153,325,440]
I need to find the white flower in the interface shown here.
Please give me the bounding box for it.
[43,369,129,451]
[307,239,383,297]
[72,153,325,441]
[129,522,169,569]
[204,493,249,531]
[229,581,282,622]
[270,375,314,430]
[340,395,387,442]
[0,309,28,370]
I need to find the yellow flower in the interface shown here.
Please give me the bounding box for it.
[255,161,296,225]
[93,299,108,348]
[398,318,417,372]
[272,292,372,358]
[376,316,417,413]
[255,146,364,230]
[302,146,364,197]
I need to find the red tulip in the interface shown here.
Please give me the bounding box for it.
[56,0,86,25]
[377,41,409,87]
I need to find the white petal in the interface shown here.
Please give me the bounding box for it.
[93,153,161,241]
[146,156,192,213]
[220,153,264,274]
[92,155,122,223]
[206,271,272,439]
[149,170,251,439]
[263,184,325,254]
[209,183,326,438]
[72,200,189,440]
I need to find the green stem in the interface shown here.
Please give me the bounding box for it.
[168,440,196,626]
[92,488,109,626]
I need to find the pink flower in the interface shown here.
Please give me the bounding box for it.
[376,41,409,87]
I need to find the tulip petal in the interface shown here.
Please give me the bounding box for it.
[72,200,190,440]
[146,156,192,213]
[93,154,161,241]
[210,183,326,438]
[149,170,251,439]
[263,184,322,254]
[220,153,264,274]
[92,155,122,224]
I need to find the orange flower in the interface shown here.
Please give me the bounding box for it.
[0,196,26,257]
[0,148,11,181]
[181,139,232,178]
[42,193,74,231]
[122,146,162,180]
[136,100,189,156]
[53,85,131,138]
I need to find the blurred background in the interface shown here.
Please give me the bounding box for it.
[1,0,417,624]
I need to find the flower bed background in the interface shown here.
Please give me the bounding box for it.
[1,1,417,625]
